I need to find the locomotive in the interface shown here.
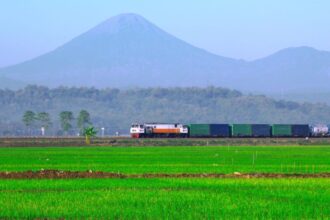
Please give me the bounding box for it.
[130,123,188,138]
[130,123,330,138]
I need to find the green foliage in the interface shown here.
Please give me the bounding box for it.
[36,112,52,129]
[59,111,74,134]
[1,85,330,135]
[77,110,91,132]
[82,126,97,144]
[22,111,36,127]
[82,126,97,137]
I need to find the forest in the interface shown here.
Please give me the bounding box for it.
[0,85,330,136]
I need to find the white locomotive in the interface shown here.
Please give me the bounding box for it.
[130,123,188,138]
[310,124,329,136]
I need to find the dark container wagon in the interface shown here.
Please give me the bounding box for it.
[209,124,231,137]
[291,124,310,137]
[251,124,272,137]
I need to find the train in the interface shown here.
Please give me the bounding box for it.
[130,123,330,138]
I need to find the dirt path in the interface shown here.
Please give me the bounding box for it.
[0,170,329,179]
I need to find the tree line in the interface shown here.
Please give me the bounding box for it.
[1,85,330,136]
[22,110,93,136]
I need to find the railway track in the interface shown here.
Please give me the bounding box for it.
[1,137,330,147]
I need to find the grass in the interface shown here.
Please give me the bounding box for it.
[0,146,329,173]
[0,146,329,219]
[0,178,329,219]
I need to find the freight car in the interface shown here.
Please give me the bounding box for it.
[189,124,231,137]
[130,123,329,138]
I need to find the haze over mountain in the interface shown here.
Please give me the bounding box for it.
[0,76,26,90]
[1,13,330,93]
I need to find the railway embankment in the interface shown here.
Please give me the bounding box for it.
[1,137,330,147]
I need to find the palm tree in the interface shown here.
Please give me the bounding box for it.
[83,126,97,145]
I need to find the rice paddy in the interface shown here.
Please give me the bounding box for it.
[0,145,329,219]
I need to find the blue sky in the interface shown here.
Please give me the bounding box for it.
[0,0,329,67]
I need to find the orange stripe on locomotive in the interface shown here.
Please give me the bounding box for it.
[152,128,181,134]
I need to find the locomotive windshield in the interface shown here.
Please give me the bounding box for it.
[131,124,144,128]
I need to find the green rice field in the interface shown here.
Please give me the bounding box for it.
[0,145,329,219]
[0,178,329,219]
[0,146,329,173]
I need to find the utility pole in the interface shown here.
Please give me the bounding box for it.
[101,127,105,137]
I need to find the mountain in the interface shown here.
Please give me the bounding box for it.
[0,13,242,88]
[0,13,330,94]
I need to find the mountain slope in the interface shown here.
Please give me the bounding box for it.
[0,13,242,88]
[0,76,26,89]
[244,47,330,92]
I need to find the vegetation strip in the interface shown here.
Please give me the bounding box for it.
[0,170,329,179]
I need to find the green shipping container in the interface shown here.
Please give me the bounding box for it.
[189,124,210,137]
[272,124,292,137]
[232,124,252,137]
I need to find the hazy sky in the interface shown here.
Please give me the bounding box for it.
[0,0,329,67]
